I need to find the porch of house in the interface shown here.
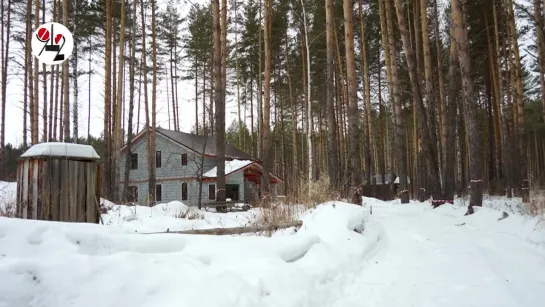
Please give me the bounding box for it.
[202,161,281,205]
[242,163,281,204]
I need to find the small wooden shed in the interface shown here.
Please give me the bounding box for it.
[16,142,102,223]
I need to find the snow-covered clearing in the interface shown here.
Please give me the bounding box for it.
[1,193,545,307]
[100,200,262,233]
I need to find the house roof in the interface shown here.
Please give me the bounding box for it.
[121,127,259,162]
[157,128,258,162]
[20,142,100,161]
[202,159,282,183]
[202,160,254,178]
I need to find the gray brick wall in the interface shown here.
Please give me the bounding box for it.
[119,132,253,206]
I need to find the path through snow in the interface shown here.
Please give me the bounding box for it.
[328,201,545,307]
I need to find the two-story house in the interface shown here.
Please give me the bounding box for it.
[119,127,281,206]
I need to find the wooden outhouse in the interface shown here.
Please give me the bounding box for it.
[16,142,102,223]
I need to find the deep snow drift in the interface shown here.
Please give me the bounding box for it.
[1,194,545,307]
[0,201,380,307]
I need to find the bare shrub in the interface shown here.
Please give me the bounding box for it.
[254,202,300,225]
[526,189,545,218]
[0,201,15,217]
[292,175,337,207]
[175,207,204,220]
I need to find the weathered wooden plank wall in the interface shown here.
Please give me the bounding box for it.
[16,158,101,223]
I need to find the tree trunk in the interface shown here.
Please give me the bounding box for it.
[359,0,373,186]
[32,0,39,145]
[433,0,447,183]
[419,0,440,198]
[103,0,112,199]
[72,2,79,142]
[507,0,528,202]
[493,0,506,191]
[169,42,177,131]
[235,0,242,147]
[285,39,298,197]
[221,0,227,107]
[213,0,226,203]
[62,0,70,142]
[174,43,180,132]
[195,59,199,134]
[123,0,138,203]
[0,0,11,175]
[262,0,272,202]
[202,62,206,134]
[53,66,60,141]
[326,0,339,190]
[301,0,313,192]
[393,0,441,202]
[536,0,545,123]
[139,0,151,204]
[444,27,459,203]
[377,53,386,184]
[87,36,91,142]
[344,0,362,204]
[450,0,483,210]
[257,0,263,161]
[150,0,158,203]
[113,0,127,203]
[42,0,47,143]
[386,0,410,203]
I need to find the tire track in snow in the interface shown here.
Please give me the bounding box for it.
[323,203,545,307]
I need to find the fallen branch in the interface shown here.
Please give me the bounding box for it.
[143,220,304,235]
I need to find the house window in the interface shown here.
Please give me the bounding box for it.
[181,153,188,166]
[128,186,138,203]
[208,184,216,200]
[131,153,138,169]
[181,182,188,201]
[156,151,162,168]
[156,184,162,202]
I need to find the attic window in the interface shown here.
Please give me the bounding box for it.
[156,151,162,168]
[131,153,138,170]
[181,153,187,166]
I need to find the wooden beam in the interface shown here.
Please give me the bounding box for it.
[143,220,303,235]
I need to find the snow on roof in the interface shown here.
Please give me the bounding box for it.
[20,142,100,160]
[203,160,254,178]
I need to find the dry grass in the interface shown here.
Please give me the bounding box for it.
[291,176,339,208]
[249,203,305,237]
[0,201,15,217]
[254,202,302,225]
[526,189,545,218]
[175,207,204,220]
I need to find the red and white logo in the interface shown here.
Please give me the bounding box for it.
[31,22,74,66]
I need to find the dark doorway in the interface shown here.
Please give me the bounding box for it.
[225,184,239,201]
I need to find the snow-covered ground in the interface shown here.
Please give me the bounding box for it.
[0,201,378,307]
[1,190,545,307]
[332,198,545,307]
[100,200,262,233]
